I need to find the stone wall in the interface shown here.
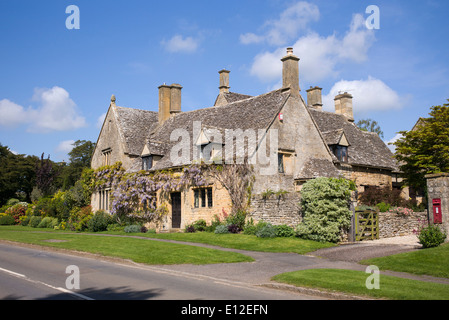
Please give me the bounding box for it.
[248,192,302,227]
[378,211,427,239]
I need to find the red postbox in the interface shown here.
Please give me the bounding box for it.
[432,198,442,224]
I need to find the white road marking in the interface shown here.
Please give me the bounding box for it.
[0,266,94,300]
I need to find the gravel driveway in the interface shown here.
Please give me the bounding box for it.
[309,235,422,263]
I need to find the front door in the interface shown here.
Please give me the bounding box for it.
[171,192,181,228]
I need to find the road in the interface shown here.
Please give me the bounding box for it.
[0,242,324,301]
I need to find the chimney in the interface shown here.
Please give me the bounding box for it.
[306,86,323,110]
[158,83,182,124]
[281,47,300,96]
[219,69,230,94]
[334,92,354,122]
[170,83,182,115]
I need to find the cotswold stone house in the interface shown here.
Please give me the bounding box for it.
[91,48,399,231]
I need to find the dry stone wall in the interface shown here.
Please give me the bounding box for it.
[249,193,302,227]
[378,211,427,239]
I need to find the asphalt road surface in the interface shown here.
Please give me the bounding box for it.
[0,242,324,301]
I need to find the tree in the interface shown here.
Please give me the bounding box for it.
[393,100,449,190]
[35,153,57,196]
[0,144,39,204]
[356,118,384,139]
[59,140,96,189]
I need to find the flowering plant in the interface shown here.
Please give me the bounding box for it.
[388,207,413,217]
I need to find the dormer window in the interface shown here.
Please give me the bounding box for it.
[102,148,112,166]
[142,155,153,170]
[331,145,348,162]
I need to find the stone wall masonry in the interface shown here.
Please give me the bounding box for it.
[249,192,302,227]
[378,211,428,239]
[426,173,449,236]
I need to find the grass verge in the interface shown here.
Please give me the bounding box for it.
[272,268,449,300]
[361,243,449,279]
[0,227,253,265]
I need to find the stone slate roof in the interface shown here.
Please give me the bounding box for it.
[146,88,291,170]
[220,92,253,104]
[114,106,159,156]
[296,158,341,180]
[309,108,399,171]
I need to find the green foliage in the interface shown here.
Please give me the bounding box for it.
[87,210,113,232]
[356,118,384,138]
[0,215,16,225]
[29,216,42,228]
[418,224,447,248]
[359,186,403,207]
[124,225,142,233]
[376,202,391,212]
[214,225,230,234]
[193,219,207,231]
[296,177,353,243]
[273,224,295,237]
[5,202,28,225]
[225,210,247,230]
[256,223,276,238]
[393,101,449,190]
[243,220,269,235]
[37,217,59,229]
[261,189,275,200]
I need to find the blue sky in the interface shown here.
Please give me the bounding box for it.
[0,0,448,162]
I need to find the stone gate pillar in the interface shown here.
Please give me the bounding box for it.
[426,173,449,235]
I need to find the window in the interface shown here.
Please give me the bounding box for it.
[194,187,213,208]
[99,189,110,212]
[278,153,284,173]
[102,149,112,166]
[142,156,153,170]
[331,145,348,162]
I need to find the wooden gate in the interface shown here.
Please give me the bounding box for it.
[355,210,379,241]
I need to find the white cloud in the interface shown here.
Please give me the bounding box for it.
[0,87,86,133]
[96,112,107,128]
[386,133,403,153]
[161,35,199,53]
[0,99,30,128]
[322,77,403,114]
[56,140,75,153]
[249,13,375,84]
[241,1,320,46]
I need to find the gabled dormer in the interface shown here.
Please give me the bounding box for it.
[322,129,350,163]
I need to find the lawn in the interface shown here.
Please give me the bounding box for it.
[144,232,336,254]
[0,227,253,265]
[272,268,449,300]
[361,242,449,279]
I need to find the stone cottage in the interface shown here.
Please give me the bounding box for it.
[91,48,399,231]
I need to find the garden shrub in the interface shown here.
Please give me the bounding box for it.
[5,202,28,225]
[87,210,113,232]
[214,225,230,234]
[67,206,93,231]
[29,216,42,228]
[225,210,247,231]
[37,217,59,229]
[296,177,354,243]
[256,223,276,238]
[243,220,269,235]
[193,219,207,231]
[359,186,403,207]
[185,224,196,233]
[418,224,447,248]
[124,224,141,233]
[273,224,295,237]
[227,224,241,234]
[376,202,391,212]
[0,215,16,225]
